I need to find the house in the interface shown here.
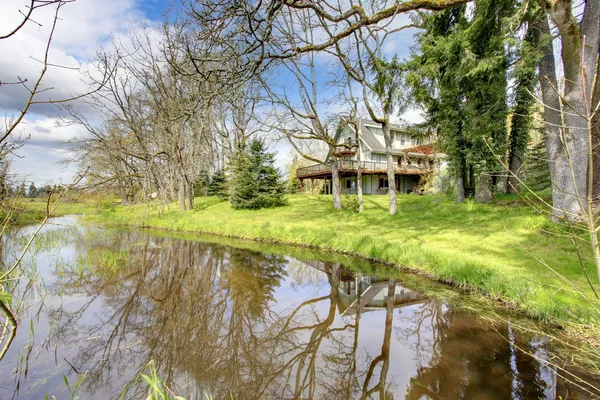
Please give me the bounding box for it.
[336,273,429,317]
[295,118,446,195]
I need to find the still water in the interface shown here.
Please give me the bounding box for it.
[0,217,598,399]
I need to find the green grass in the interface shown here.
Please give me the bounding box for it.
[8,197,109,226]
[85,194,598,328]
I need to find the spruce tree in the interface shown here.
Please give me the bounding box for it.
[230,139,286,209]
[207,169,229,200]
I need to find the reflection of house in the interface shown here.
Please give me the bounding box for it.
[296,118,447,195]
[337,274,428,317]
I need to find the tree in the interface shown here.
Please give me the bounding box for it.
[506,9,543,194]
[326,15,410,215]
[229,140,286,210]
[407,5,471,203]
[207,169,228,200]
[407,0,514,203]
[27,182,38,198]
[522,141,551,191]
[536,0,599,219]
[262,9,347,210]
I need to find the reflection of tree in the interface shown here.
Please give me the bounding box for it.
[360,279,395,400]
[43,230,598,399]
[402,302,568,399]
[48,235,356,399]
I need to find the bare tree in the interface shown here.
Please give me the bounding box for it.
[326,10,411,216]
[262,9,349,209]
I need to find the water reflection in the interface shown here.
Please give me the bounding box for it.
[1,224,598,399]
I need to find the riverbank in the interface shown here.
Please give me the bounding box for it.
[84,194,598,329]
[10,198,97,226]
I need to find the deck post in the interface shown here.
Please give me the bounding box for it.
[377,175,381,195]
[311,179,314,194]
[300,179,304,193]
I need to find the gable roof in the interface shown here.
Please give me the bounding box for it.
[334,117,442,158]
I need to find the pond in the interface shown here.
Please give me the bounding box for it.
[0,216,598,399]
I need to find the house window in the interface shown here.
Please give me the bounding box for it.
[379,178,389,188]
[345,137,352,145]
[346,180,353,189]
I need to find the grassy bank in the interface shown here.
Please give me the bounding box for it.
[86,194,598,327]
[8,198,102,226]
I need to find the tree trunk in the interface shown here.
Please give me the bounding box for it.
[331,159,342,210]
[382,121,397,215]
[187,181,194,210]
[356,141,364,213]
[120,184,128,205]
[456,174,465,204]
[179,179,186,211]
[592,57,600,206]
[474,173,492,203]
[590,18,600,206]
[537,15,586,219]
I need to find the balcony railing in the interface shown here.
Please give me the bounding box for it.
[296,160,433,179]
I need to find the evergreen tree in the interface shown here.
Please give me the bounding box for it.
[522,141,551,192]
[407,0,516,203]
[506,6,543,194]
[194,170,210,197]
[207,169,228,200]
[229,139,286,209]
[27,182,38,198]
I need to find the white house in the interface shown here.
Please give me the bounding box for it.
[296,118,446,195]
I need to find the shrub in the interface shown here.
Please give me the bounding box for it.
[342,195,360,213]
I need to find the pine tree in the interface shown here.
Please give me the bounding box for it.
[207,169,228,200]
[522,141,551,191]
[229,139,286,209]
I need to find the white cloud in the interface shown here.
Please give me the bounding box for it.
[0,0,154,183]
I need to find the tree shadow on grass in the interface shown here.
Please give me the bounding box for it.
[194,197,226,211]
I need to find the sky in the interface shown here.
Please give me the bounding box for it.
[0,0,423,186]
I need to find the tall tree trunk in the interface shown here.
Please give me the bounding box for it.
[331,159,342,210]
[507,23,539,194]
[541,1,599,218]
[537,14,586,219]
[382,121,397,215]
[178,179,186,211]
[356,154,363,212]
[355,122,364,212]
[187,181,194,210]
[474,173,492,203]
[592,56,600,206]
[456,174,465,204]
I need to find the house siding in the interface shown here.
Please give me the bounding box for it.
[341,175,419,195]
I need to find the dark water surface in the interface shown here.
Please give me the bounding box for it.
[0,217,598,399]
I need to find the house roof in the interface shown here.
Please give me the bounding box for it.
[334,117,444,158]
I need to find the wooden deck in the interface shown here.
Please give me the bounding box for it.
[296,160,432,179]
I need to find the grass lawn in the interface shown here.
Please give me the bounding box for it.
[82,193,599,328]
[9,197,104,225]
